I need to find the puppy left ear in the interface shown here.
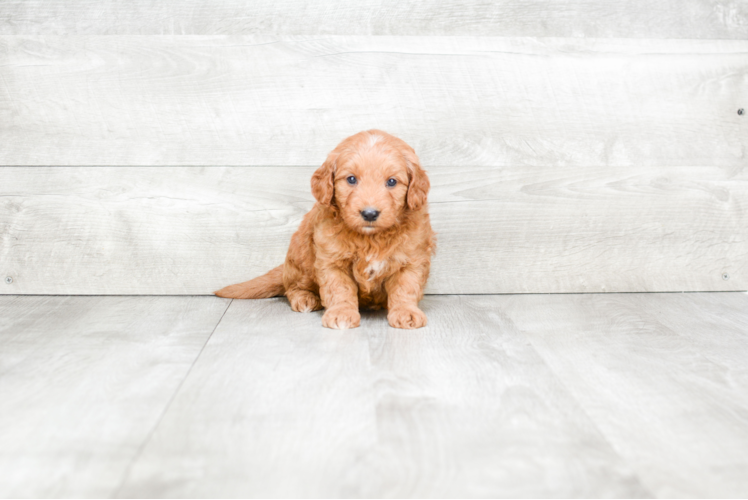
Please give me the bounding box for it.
[311,151,338,207]
[403,148,430,211]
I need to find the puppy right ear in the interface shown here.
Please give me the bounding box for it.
[403,147,430,211]
[311,151,338,207]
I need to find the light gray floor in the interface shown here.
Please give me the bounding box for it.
[1,293,746,498]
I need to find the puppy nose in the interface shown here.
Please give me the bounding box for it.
[360,208,380,222]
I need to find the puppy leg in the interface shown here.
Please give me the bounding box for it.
[283,243,322,313]
[286,287,322,313]
[319,267,361,330]
[385,267,428,329]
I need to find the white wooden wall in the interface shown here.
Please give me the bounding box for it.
[1,1,746,294]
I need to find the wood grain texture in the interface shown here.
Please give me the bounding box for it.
[353,296,648,497]
[2,0,747,38]
[115,297,377,498]
[1,36,746,167]
[116,295,649,498]
[0,295,229,498]
[1,165,745,295]
[500,292,748,498]
[1,293,745,497]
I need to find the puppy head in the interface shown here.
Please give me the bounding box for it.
[311,130,429,234]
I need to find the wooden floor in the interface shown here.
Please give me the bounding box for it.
[1,293,747,498]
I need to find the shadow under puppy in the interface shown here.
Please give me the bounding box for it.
[216,129,436,329]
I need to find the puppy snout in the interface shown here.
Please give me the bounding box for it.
[360,208,380,222]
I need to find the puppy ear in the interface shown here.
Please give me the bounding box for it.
[311,151,338,207]
[403,148,430,211]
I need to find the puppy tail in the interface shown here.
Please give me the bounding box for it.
[214,265,285,299]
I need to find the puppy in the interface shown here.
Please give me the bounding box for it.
[215,130,435,329]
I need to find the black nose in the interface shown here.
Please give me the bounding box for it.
[360,208,380,222]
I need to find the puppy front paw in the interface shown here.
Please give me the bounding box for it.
[322,307,361,330]
[288,291,322,313]
[388,307,427,329]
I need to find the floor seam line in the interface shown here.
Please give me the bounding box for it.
[110,298,233,498]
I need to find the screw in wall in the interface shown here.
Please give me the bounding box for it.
[4,276,12,284]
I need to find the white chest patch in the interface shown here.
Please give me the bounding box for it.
[364,260,386,280]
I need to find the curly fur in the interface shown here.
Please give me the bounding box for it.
[215,130,436,329]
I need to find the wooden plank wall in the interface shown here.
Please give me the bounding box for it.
[1,2,746,294]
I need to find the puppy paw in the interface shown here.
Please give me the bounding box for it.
[322,307,361,330]
[288,291,322,313]
[388,307,427,329]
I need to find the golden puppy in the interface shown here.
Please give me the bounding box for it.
[216,130,435,329]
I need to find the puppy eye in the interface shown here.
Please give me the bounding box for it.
[387,178,397,187]
[346,176,357,185]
